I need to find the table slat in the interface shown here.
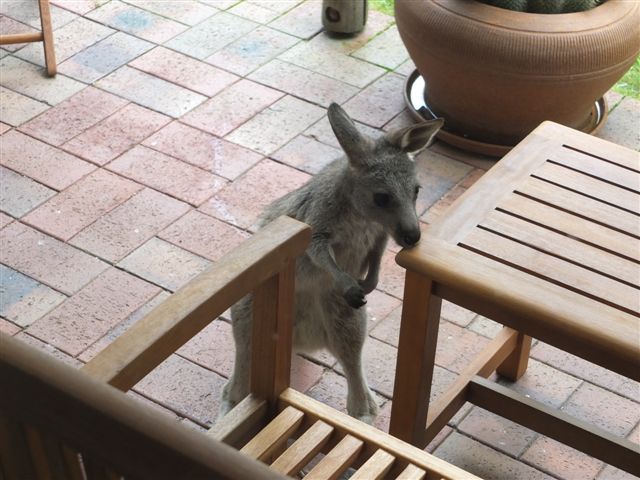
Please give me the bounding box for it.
[460,228,640,315]
[516,177,640,238]
[497,194,640,262]
[551,147,640,192]
[541,121,640,171]
[480,210,639,287]
[533,162,639,213]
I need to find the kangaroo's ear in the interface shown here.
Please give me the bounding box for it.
[384,118,444,153]
[328,103,372,167]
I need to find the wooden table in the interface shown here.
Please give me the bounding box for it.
[389,121,640,475]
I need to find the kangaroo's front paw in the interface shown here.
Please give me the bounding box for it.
[344,285,366,308]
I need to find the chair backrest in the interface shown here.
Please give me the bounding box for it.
[0,332,287,480]
[1,215,310,480]
[1,215,483,480]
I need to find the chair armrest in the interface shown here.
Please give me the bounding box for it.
[82,216,311,391]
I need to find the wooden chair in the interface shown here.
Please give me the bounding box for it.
[0,0,56,76]
[0,216,481,480]
[388,122,640,476]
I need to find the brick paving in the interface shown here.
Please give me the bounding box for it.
[1,1,639,478]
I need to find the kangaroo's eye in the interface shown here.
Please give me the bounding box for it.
[373,193,391,207]
[414,186,421,198]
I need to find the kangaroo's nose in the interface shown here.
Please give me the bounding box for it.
[403,230,421,247]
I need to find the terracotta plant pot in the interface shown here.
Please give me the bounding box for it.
[396,0,640,150]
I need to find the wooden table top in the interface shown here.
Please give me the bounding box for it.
[398,121,640,380]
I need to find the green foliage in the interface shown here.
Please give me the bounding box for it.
[370,0,395,16]
[478,0,600,13]
[613,57,640,100]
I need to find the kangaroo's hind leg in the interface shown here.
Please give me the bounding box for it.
[218,296,252,419]
[326,300,378,424]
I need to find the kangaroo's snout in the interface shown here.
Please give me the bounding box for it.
[399,228,421,248]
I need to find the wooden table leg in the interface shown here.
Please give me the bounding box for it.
[496,331,532,381]
[389,270,442,445]
[38,0,57,77]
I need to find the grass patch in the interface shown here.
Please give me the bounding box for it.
[370,0,395,16]
[613,57,640,100]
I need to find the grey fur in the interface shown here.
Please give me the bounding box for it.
[219,104,443,423]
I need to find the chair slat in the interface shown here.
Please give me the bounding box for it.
[25,425,72,480]
[270,420,334,475]
[395,463,427,480]
[350,449,395,480]
[61,446,87,480]
[84,459,121,480]
[241,406,304,461]
[208,394,268,448]
[0,417,36,480]
[304,434,364,480]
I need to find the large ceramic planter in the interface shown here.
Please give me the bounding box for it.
[396,0,640,151]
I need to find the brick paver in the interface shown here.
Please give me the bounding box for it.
[226,95,324,155]
[0,222,108,294]
[0,264,66,328]
[107,145,226,206]
[87,0,187,43]
[522,437,604,480]
[133,354,227,426]
[23,168,142,241]
[1,131,96,190]
[62,103,170,165]
[128,0,218,26]
[26,267,160,356]
[248,58,359,107]
[206,25,298,76]
[0,56,85,105]
[15,16,114,67]
[272,134,342,174]
[199,159,310,229]
[58,31,154,83]
[164,11,257,60]
[1,3,637,478]
[96,66,206,118]
[181,79,283,137]
[19,86,128,146]
[118,237,212,291]
[158,210,249,261]
[142,121,263,180]
[0,166,56,218]
[130,46,238,97]
[79,290,171,362]
[70,187,190,262]
[0,86,49,126]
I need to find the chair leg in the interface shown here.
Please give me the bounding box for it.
[496,331,532,381]
[389,271,442,445]
[38,0,57,77]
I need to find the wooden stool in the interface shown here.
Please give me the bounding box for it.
[389,121,640,476]
[0,0,56,76]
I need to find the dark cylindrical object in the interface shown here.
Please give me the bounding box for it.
[322,0,367,34]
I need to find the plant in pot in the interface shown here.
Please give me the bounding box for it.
[396,0,640,156]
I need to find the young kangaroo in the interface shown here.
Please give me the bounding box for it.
[219,103,443,423]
